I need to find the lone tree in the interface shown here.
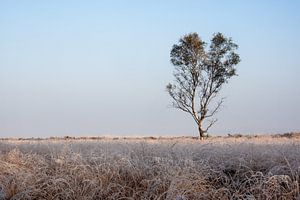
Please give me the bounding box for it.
[167,32,240,140]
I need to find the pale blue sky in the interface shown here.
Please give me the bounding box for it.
[0,1,299,137]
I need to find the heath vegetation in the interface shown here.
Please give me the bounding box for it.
[0,135,300,199]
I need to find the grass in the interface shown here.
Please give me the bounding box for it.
[0,135,300,199]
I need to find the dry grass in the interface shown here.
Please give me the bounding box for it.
[0,136,300,199]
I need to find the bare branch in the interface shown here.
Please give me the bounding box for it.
[205,97,225,119]
[204,119,218,133]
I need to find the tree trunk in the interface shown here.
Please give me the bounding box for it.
[198,124,205,141]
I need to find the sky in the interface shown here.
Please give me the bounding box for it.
[0,1,300,138]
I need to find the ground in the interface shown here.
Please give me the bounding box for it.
[0,135,299,199]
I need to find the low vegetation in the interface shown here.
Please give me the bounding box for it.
[0,135,300,199]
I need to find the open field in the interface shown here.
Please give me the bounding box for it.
[1,135,300,199]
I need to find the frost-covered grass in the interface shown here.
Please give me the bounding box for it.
[0,137,300,199]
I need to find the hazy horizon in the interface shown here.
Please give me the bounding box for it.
[1,1,300,138]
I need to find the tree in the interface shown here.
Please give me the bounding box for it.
[166,32,240,140]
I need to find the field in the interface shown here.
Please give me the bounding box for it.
[0,135,300,200]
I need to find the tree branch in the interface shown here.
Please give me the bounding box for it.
[204,118,218,133]
[205,97,225,119]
